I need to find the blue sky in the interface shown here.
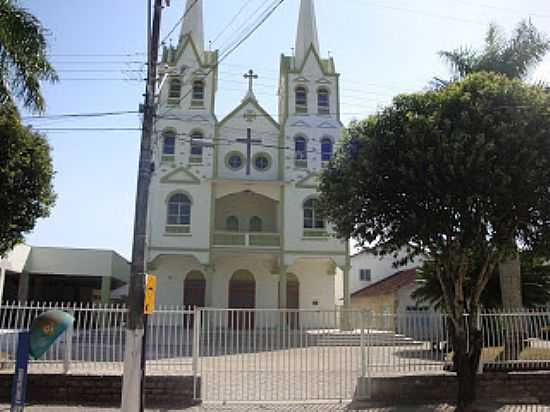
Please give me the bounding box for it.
[20,0,550,259]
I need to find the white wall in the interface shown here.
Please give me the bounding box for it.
[349,251,421,294]
[0,244,31,273]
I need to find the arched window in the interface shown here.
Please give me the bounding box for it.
[249,216,263,233]
[303,198,325,229]
[167,193,191,226]
[162,130,176,155]
[318,88,330,114]
[321,137,333,162]
[226,216,240,232]
[190,130,203,163]
[169,79,181,99]
[295,136,307,167]
[192,80,205,105]
[295,86,307,114]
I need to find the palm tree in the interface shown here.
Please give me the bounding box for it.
[436,20,550,310]
[0,0,57,113]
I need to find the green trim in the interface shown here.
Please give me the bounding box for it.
[279,185,285,259]
[160,167,201,184]
[336,74,341,124]
[284,250,346,256]
[213,127,219,178]
[290,44,336,77]
[303,229,329,238]
[211,247,282,255]
[174,35,209,69]
[149,247,210,252]
[295,172,320,189]
[218,97,280,130]
[252,152,272,172]
[225,151,245,171]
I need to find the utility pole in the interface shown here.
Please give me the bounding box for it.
[121,0,163,410]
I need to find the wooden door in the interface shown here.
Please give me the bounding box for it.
[287,276,300,329]
[228,272,256,330]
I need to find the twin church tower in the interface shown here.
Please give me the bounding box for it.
[147,0,349,318]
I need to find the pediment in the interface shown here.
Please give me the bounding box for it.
[290,120,311,128]
[316,77,332,85]
[160,167,201,184]
[317,121,337,129]
[295,172,320,189]
[294,76,309,83]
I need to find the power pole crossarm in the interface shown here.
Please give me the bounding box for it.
[122,0,163,410]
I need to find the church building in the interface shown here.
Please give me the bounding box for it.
[146,0,350,314]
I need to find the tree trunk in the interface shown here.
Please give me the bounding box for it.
[499,253,523,360]
[453,325,483,412]
[499,253,522,309]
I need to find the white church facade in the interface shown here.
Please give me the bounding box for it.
[146,0,350,314]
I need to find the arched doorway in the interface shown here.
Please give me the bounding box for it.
[287,274,300,329]
[183,271,206,308]
[228,270,255,329]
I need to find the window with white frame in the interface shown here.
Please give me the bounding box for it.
[192,80,205,105]
[166,193,191,230]
[321,137,333,162]
[190,130,203,163]
[162,131,176,156]
[318,88,330,114]
[359,269,371,281]
[295,86,307,114]
[295,136,307,167]
[168,79,181,100]
[303,198,325,229]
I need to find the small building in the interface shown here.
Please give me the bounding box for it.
[0,245,130,304]
[350,268,421,314]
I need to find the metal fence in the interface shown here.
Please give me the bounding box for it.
[0,302,549,402]
[0,301,194,375]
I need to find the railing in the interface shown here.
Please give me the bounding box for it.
[0,301,194,375]
[213,231,280,248]
[0,302,548,401]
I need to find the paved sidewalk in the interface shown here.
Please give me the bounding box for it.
[1,403,550,411]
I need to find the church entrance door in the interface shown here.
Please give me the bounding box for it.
[183,271,206,326]
[228,270,255,329]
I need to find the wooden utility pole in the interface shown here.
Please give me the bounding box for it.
[121,0,163,410]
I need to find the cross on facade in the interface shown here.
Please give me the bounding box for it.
[243,69,258,94]
[236,128,262,175]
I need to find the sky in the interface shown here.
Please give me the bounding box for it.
[19,0,550,259]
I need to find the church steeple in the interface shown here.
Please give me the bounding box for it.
[180,0,204,53]
[295,0,320,67]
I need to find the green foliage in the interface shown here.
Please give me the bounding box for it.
[413,253,550,310]
[0,0,57,112]
[0,106,55,256]
[436,20,549,84]
[320,72,550,313]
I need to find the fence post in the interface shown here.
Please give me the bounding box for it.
[477,310,484,375]
[360,311,366,378]
[63,318,74,374]
[192,306,201,400]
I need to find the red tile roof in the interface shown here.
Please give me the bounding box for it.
[351,268,417,298]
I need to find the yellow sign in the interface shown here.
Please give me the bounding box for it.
[144,274,157,315]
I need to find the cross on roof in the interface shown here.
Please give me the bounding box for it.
[236,128,262,176]
[243,69,259,95]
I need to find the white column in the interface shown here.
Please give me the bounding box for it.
[279,268,288,309]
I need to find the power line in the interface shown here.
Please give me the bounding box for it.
[210,0,255,45]
[22,110,140,120]
[160,0,200,46]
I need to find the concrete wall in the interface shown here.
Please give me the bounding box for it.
[0,244,31,272]
[215,192,278,232]
[355,372,550,404]
[0,374,198,408]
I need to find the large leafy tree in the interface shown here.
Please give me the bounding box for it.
[0,106,55,256]
[0,0,57,112]
[320,73,550,411]
[437,21,550,310]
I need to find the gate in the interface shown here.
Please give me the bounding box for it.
[196,308,363,402]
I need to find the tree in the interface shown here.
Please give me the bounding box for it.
[319,73,550,411]
[437,20,549,84]
[437,20,550,309]
[413,253,550,310]
[0,0,58,112]
[0,106,55,256]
